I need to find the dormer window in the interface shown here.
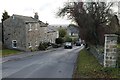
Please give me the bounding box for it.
[29,23,32,31]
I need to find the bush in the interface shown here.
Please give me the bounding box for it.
[47,42,52,46]
[100,68,114,74]
[55,38,64,44]
[72,37,78,44]
[65,37,72,42]
[38,42,48,50]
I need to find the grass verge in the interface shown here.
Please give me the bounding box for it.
[73,49,120,78]
[1,49,21,57]
[117,44,120,49]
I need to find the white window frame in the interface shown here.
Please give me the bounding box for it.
[35,41,38,46]
[29,23,32,31]
[12,40,17,48]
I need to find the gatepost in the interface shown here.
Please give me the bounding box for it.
[104,34,118,67]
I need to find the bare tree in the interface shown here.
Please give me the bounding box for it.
[57,0,115,45]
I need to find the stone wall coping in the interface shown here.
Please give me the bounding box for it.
[104,34,118,37]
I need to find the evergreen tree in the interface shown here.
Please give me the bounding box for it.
[1,10,10,44]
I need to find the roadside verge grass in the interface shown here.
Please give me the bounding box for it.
[73,49,120,78]
[1,49,21,57]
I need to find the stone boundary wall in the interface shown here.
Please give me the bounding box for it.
[89,47,104,65]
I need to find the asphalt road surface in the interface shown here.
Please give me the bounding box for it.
[2,46,84,78]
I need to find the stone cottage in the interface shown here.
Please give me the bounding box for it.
[3,14,48,51]
[67,24,79,37]
[47,25,59,43]
[67,24,80,42]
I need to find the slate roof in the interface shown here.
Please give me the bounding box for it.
[47,25,57,33]
[12,14,38,23]
[39,21,47,27]
[12,14,47,27]
[67,25,79,33]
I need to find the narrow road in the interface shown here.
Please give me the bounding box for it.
[2,46,84,78]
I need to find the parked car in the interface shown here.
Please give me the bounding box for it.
[75,41,81,46]
[64,42,72,49]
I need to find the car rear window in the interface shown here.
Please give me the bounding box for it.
[66,42,71,45]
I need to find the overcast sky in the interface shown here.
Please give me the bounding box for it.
[1,0,119,25]
[1,0,71,25]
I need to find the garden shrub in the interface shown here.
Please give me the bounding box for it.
[65,37,72,42]
[38,42,48,50]
[55,38,64,44]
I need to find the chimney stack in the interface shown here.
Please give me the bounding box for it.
[34,12,39,20]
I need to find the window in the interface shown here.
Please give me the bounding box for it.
[28,42,32,48]
[12,40,17,48]
[35,41,38,46]
[35,24,38,30]
[29,23,32,31]
[110,57,112,59]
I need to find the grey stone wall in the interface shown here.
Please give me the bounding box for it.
[104,34,118,67]
[3,17,26,51]
[25,22,48,51]
[47,31,58,43]
[40,27,47,42]
[26,23,39,51]
[89,47,104,65]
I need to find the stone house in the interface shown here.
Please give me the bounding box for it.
[3,14,48,51]
[67,24,79,41]
[46,25,59,43]
[67,24,79,37]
